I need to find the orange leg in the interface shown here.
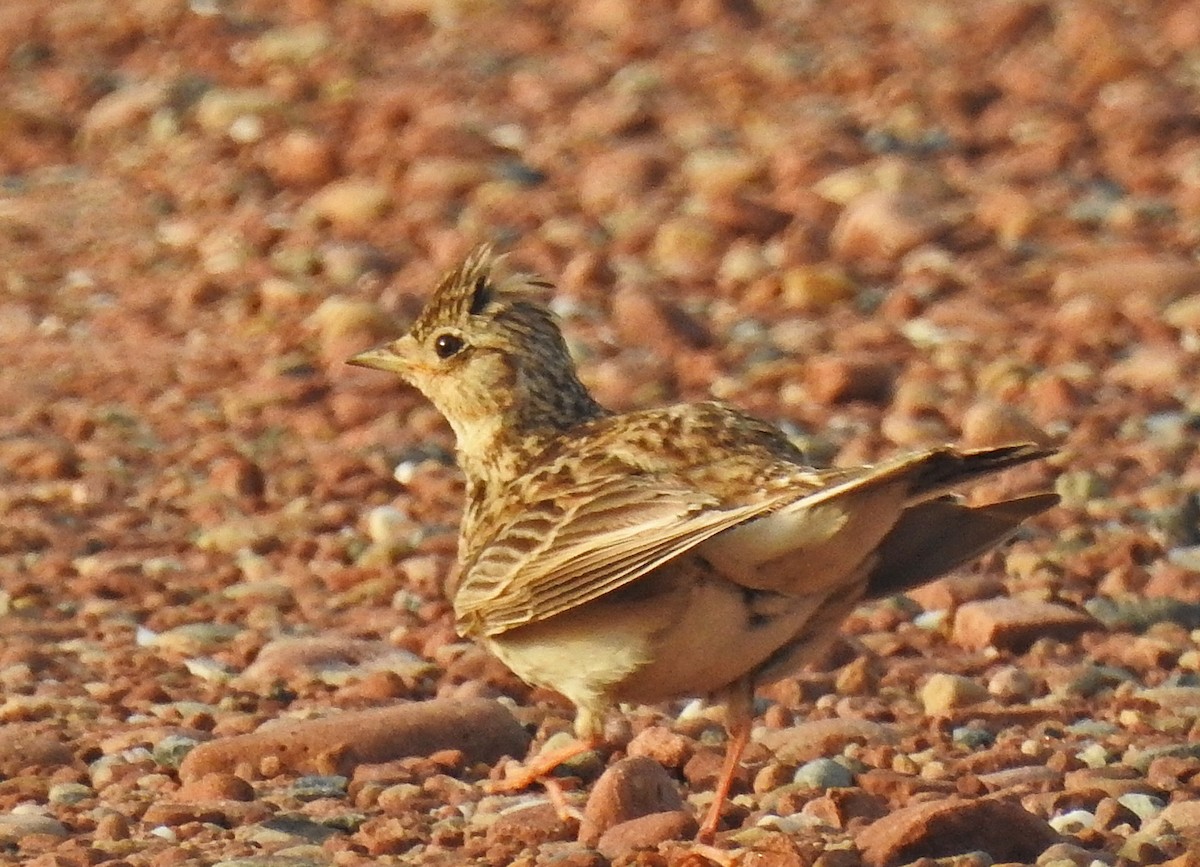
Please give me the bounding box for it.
[697,680,753,844]
[492,735,600,792]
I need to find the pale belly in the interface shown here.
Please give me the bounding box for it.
[484,557,864,712]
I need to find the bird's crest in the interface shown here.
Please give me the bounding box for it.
[410,244,502,341]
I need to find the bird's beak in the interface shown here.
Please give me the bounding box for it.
[346,343,407,373]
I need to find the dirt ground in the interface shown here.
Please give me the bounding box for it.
[2,0,1200,865]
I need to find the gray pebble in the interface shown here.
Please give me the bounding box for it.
[792,757,853,789]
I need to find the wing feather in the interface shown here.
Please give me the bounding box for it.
[455,476,805,637]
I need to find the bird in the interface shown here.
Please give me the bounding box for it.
[347,244,1058,842]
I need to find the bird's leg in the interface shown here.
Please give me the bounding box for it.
[492,707,602,794]
[697,679,754,844]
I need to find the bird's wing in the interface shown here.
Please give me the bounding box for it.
[454,443,1055,638]
[453,472,813,638]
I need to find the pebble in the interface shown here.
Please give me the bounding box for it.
[1085,596,1200,630]
[178,771,256,803]
[759,719,899,764]
[1052,257,1200,306]
[831,190,942,262]
[237,636,432,687]
[289,774,348,801]
[46,782,92,805]
[262,129,338,188]
[1165,292,1200,334]
[650,216,720,280]
[951,726,996,750]
[78,81,166,145]
[953,598,1096,651]
[148,622,242,655]
[193,87,281,135]
[1048,808,1094,834]
[0,723,76,775]
[250,21,331,64]
[153,734,202,769]
[302,178,393,232]
[578,145,664,216]
[625,725,693,770]
[1144,799,1200,835]
[793,757,854,789]
[1115,792,1165,825]
[306,296,395,360]
[366,505,421,551]
[961,402,1052,448]
[178,698,530,782]
[780,264,857,310]
[610,283,712,353]
[595,810,697,860]
[856,797,1062,867]
[805,355,895,404]
[987,666,1038,702]
[905,573,1005,612]
[578,756,685,846]
[682,147,763,196]
[921,673,990,714]
[0,811,69,841]
[484,801,574,850]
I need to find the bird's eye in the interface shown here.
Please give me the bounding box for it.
[433,333,465,359]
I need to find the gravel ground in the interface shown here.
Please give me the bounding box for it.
[2,1,1200,865]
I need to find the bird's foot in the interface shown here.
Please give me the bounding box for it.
[489,737,598,793]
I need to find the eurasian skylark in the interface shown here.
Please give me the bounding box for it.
[349,245,1058,841]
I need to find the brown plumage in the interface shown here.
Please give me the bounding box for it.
[349,245,1058,842]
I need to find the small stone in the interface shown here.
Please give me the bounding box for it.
[193,87,281,135]
[1052,257,1200,306]
[856,797,1061,867]
[961,402,1052,448]
[238,636,431,687]
[0,724,76,775]
[94,812,130,842]
[486,801,574,848]
[1037,842,1111,867]
[780,265,857,311]
[805,355,895,405]
[793,757,854,789]
[178,772,255,803]
[179,699,530,782]
[153,734,202,769]
[0,811,69,841]
[759,719,899,765]
[987,666,1038,703]
[366,506,420,550]
[921,673,989,715]
[79,81,166,145]
[303,178,393,232]
[46,782,93,805]
[1116,792,1165,822]
[682,147,763,196]
[1144,799,1200,835]
[625,726,693,770]
[1165,293,1200,334]
[290,775,348,801]
[1047,809,1094,834]
[263,129,337,187]
[650,216,720,281]
[610,284,712,353]
[905,574,1006,612]
[578,756,685,846]
[578,145,664,216]
[250,21,331,64]
[595,810,697,860]
[831,190,942,263]
[953,598,1095,651]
